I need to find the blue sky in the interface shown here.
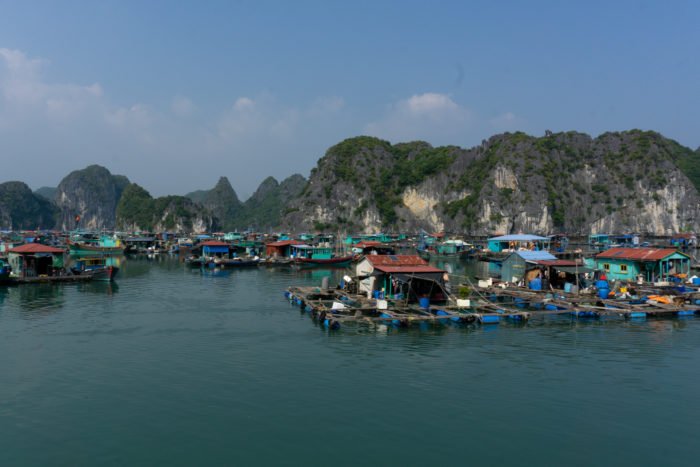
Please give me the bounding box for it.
[1,0,698,198]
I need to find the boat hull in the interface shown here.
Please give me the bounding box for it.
[293,255,354,267]
[70,244,125,257]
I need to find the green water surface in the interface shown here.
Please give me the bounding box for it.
[1,257,699,466]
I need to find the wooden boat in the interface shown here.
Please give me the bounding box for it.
[69,242,125,256]
[214,257,260,268]
[293,255,354,267]
[70,256,119,281]
[289,244,354,267]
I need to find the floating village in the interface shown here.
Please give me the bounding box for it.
[1,228,700,331]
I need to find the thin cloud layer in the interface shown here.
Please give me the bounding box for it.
[0,48,523,196]
[0,48,348,195]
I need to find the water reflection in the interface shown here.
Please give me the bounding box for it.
[11,283,65,315]
[76,281,120,296]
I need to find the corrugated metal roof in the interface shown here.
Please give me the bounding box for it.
[200,241,230,247]
[515,251,557,261]
[533,259,580,266]
[595,247,685,261]
[366,255,427,266]
[373,265,445,274]
[9,243,65,254]
[266,240,296,247]
[489,234,548,241]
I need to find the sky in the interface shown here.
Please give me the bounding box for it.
[0,0,698,199]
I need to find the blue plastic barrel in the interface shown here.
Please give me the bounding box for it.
[693,278,700,286]
[677,310,695,316]
[630,312,646,319]
[529,278,542,291]
[481,315,500,324]
[564,282,572,293]
[419,297,430,309]
[595,280,609,289]
[597,288,610,299]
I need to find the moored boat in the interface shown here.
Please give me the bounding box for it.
[293,255,354,267]
[70,256,120,281]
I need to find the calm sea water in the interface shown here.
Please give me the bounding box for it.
[2,256,700,466]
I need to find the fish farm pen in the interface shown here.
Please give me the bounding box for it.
[285,284,700,331]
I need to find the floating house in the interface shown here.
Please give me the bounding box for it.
[351,241,396,256]
[290,244,332,260]
[123,236,157,253]
[345,233,407,245]
[594,247,691,282]
[487,234,549,253]
[588,234,642,251]
[198,240,233,259]
[670,233,697,249]
[224,232,244,242]
[500,251,558,282]
[7,243,66,278]
[265,240,298,258]
[354,255,448,303]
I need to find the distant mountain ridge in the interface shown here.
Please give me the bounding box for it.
[281,130,700,235]
[1,129,699,234]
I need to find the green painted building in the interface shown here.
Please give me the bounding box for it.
[594,248,691,282]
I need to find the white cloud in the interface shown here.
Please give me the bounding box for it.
[365,92,471,143]
[171,95,194,117]
[0,47,351,196]
[233,96,255,112]
[404,92,459,117]
[0,48,104,121]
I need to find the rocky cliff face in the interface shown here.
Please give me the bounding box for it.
[54,165,130,230]
[116,183,215,233]
[0,181,57,229]
[282,131,700,235]
[235,174,307,229]
[185,177,242,230]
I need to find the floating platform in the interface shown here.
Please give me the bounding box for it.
[285,286,530,330]
[286,283,700,331]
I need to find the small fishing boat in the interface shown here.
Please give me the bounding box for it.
[290,244,354,267]
[214,257,260,268]
[70,256,119,281]
[417,239,476,259]
[293,255,354,267]
[69,234,125,256]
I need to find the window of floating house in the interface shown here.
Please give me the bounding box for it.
[620,264,628,273]
[603,263,610,272]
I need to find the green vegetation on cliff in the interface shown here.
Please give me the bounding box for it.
[284,130,700,235]
[117,184,207,231]
[0,181,57,229]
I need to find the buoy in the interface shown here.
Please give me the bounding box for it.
[481,315,500,324]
